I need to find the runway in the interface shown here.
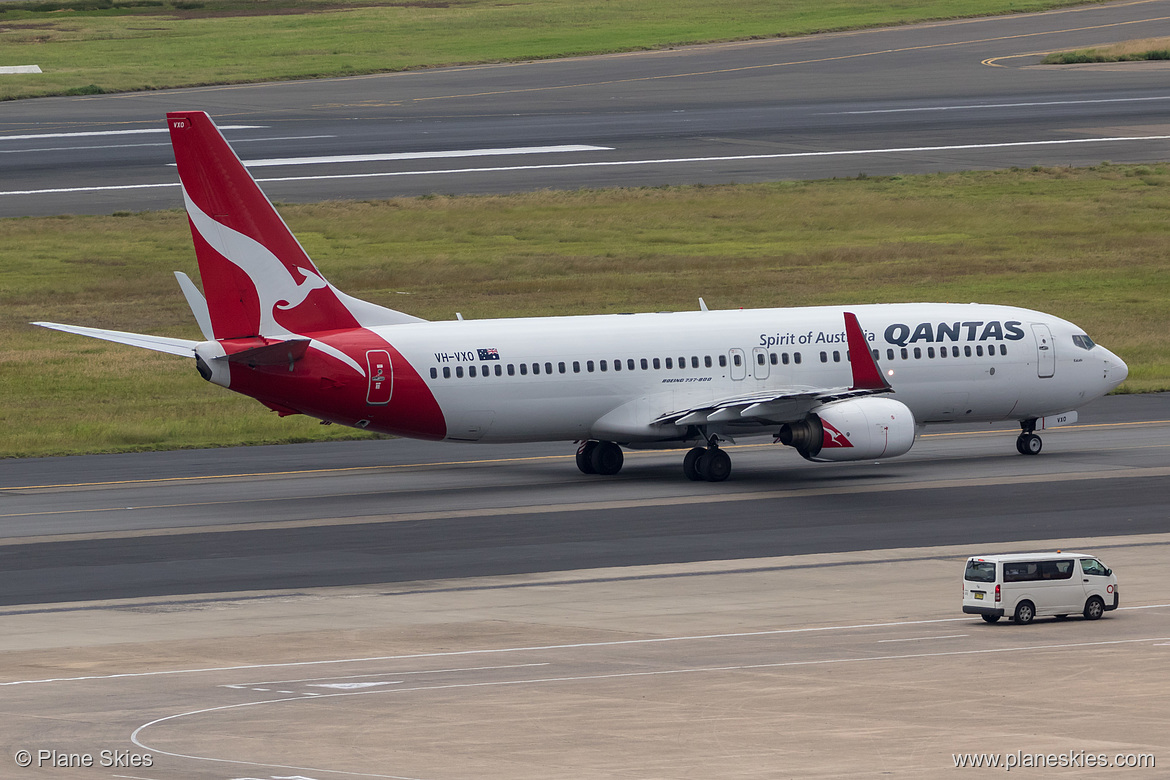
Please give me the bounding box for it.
[2,0,1170,216]
[1,393,1167,607]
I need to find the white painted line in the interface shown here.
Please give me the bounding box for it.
[9,605,1170,688]
[0,126,262,141]
[236,662,550,687]
[876,634,969,643]
[0,65,41,74]
[824,95,1170,115]
[4,134,1167,198]
[0,135,335,156]
[128,635,1170,779]
[307,681,402,689]
[239,144,613,168]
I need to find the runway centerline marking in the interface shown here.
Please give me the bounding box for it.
[10,609,1170,687]
[237,144,613,168]
[822,95,1170,114]
[876,634,969,643]
[5,135,1170,197]
[234,662,551,687]
[126,634,1170,778]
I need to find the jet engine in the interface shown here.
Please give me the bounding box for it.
[777,397,916,462]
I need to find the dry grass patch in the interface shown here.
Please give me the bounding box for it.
[1042,37,1170,64]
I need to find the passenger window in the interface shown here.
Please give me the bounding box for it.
[559,362,566,374]
[976,345,984,357]
[456,365,464,378]
[587,360,594,372]
[531,363,539,375]
[913,347,921,359]
[600,360,607,372]
[665,357,673,369]
[641,358,649,370]
[820,351,828,363]
[692,356,699,368]
[1003,562,1039,582]
[1000,344,1007,356]
[613,359,621,371]
[939,348,947,359]
[507,364,515,376]
[520,363,528,376]
[573,361,581,373]
[495,365,502,376]
[964,560,996,583]
[733,354,742,367]
[719,355,727,367]
[757,353,765,366]
[704,355,712,368]
[628,359,636,371]
[469,365,477,378]
[794,352,802,364]
[886,349,894,361]
[654,358,661,369]
[1038,560,1074,580]
[964,345,972,357]
[430,367,438,379]
[952,346,960,357]
[679,356,686,368]
[545,362,553,375]
[900,348,908,360]
[769,353,777,365]
[782,353,790,365]
[928,347,935,358]
[482,365,490,377]
[443,366,451,379]
[833,351,841,363]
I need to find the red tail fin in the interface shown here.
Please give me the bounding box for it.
[844,311,890,391]
[168,111,369,339]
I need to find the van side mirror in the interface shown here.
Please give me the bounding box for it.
[1105,568,1112,576]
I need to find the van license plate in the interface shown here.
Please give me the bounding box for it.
[974,592,984,600]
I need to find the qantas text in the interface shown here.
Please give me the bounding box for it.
[883,320,1025,347]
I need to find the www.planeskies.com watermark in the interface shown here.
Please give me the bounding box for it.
[954,750,1155,771]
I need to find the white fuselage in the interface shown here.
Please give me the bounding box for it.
[370,303,1126,443]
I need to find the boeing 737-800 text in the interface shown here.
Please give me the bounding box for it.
[35,112,1128,481]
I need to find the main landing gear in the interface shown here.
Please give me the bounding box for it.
[682,438,731,482]
[576,440,624,476]
[1016,418,1043,456]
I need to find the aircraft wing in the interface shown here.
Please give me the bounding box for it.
[33,322,199,357]
[655,311,892,428]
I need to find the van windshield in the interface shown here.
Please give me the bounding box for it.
[965,560,996,583]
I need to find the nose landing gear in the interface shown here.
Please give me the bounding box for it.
[1016,418,1043,455]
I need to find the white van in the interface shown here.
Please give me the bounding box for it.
[962,552,1118,624]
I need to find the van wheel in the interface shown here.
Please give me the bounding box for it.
[1013,601,1035,625]
[1084,596,1105,621]
[981,614,1000,624]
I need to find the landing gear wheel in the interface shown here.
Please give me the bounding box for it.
[682,447,705,481]
[697,448,732,482]
[1083,596,1105,621]
[981,614,1000,624]
[589,441,624,476]
[1016,433,1042,455]
[1013,600,1035,625]
[576,441,598,474]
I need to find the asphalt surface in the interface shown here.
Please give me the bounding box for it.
[2,393,1167,607]
[2,1,1170,216]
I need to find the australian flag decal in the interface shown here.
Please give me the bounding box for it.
[477,347,500,361]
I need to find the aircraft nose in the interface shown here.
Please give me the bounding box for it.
[1103,347,1128,389]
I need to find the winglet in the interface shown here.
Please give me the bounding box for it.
[844,312,890,391]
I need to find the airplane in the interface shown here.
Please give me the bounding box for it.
[34,111,1129,481]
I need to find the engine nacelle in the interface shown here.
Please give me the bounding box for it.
[777,397,916,462]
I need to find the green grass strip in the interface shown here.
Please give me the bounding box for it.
[3,163,1168,457]
[0,0,1112,100]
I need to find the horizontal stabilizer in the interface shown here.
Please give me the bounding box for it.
[175,271,214,341]
[32,322,198,357]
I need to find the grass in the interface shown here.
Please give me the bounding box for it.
[3,163,1168,457]
[1042,37,1170,64]
[0,0,1111,100]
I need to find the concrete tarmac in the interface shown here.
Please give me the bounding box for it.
[1,534,1166,779]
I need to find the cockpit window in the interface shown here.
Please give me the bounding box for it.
[1071,334,1095,350]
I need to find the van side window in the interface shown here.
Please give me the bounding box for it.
[1081,558,1108,576]
[964,560,996,583]
[1038,560,1075,580]
[1003,562,1039,582]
